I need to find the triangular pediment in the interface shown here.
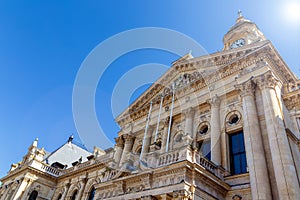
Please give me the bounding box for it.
[116,40,297,126]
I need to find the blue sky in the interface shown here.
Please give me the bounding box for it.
[0,1,299,178]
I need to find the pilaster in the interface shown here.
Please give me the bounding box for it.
[208,95,221,165]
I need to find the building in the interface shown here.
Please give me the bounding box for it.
[1,12,300,200]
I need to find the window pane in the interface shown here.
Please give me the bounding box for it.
[229,131,247,175]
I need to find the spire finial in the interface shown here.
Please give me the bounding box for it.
[238,10,242,17]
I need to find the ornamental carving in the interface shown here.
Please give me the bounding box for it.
[207,95,221,107]
[235,78,256,97]
[255,71,279,90]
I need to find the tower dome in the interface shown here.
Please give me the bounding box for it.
[223,11,266,50]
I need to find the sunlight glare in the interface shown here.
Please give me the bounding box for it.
[284,1,300,25]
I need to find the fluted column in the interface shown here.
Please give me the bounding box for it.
[256,72,300,199]
[208,95,221,165]
[119,134,134,166]
[113,137,124,165]
[236,79,272,199]
[183,107,195,137]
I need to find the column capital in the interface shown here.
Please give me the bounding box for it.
[235,79,256,97]
[254,71,279,90]
[123,134,134,144]
[141,195,157,200]
[207,95,221,107]
[114,137,124,147]
[183,107,195,118]
[173,189,191,199]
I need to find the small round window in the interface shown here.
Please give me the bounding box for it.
[199,125,209,134]
[228,114,239,124]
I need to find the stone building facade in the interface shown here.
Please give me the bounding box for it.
[1,13,300,200]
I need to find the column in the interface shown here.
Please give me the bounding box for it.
[208,95,221,165]
[184,107,195,137]
[113,137,124,165]
[161,118,170,153]
[141,126,154,160]
[236,79,272,199]
[60,182,71,200]
[256,72,300,199]
[12,178,29,200]
[119,134,134,166]
[141,102,153,160]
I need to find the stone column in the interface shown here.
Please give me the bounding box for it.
[236,79,272,200]
[184,107,195,137]
[161,118,170,153]
[208,95,221,165]
[113,137,124,165]
[60,182,71,200]
[141,126,154,159]
[256,72,300,199]
[119,134,134,166]
[20,178,34,200]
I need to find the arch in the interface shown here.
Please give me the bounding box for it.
[71,189,78,200]
[28,190,38,200]
[87,187,96,200]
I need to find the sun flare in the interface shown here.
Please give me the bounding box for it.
[284,1,300,24]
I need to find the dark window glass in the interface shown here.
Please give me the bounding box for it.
[88,187,96,200]
[28,190,38,200]
[198,140,211,160]
[229,131,247,175]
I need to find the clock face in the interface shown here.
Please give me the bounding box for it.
[230,38,245,49]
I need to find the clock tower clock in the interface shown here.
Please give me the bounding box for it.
[223,11,266,50]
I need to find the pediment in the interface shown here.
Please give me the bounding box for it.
[116,40,297,126]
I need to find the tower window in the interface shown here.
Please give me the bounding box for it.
[229,131,247,175]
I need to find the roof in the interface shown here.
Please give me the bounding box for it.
[43,138,92,168]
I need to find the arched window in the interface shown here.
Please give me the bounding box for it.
[28,190,38,200]
[57,193,62,200]
[88,187,96,200]
[71,190,78,200]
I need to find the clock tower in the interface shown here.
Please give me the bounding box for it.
[223,11,266,50]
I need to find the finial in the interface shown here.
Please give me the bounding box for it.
[68,135,74,143]
[32,138,38,147]
[188,50,192,55]
[238,10,242,17]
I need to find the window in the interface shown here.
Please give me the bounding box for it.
[88,187,96,200]
[198,140,211,160]
[28,190,38,200]
[71,190,78,200]
[229,131,247,175]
